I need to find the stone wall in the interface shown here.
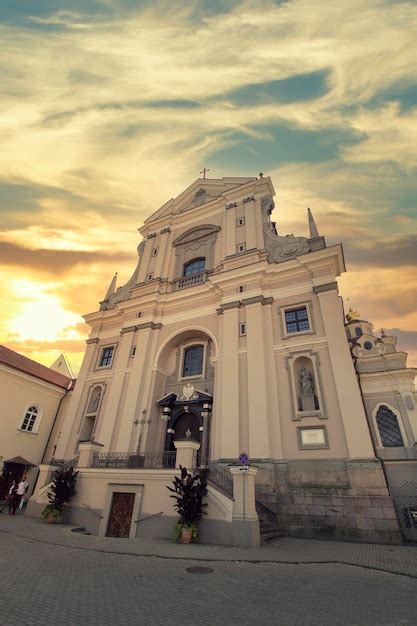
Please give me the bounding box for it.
[276,493,401,544]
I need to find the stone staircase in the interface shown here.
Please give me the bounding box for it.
[255,496,282,544]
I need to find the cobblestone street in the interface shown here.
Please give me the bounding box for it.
[1,516,417,625]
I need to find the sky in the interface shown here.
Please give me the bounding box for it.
[0,0,416,370]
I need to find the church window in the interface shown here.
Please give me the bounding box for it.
[364,341,373,350]
[285,307,310,334]
[355,327,363,338]
[98,346,115,368]
[238,285,245,293]
[239,323,246,336]
[151,248,158,256]
[182,345,204,377]
[237,243,246,253]
[147,272,154,281]
[376,405,404,447]
[20,405,40,432]
[236,216,245,227]
[131,346,136,357]
[183,258,205,276]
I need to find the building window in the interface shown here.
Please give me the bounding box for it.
[98,346,115,368]
[151,248,158,256]
[183,258,205,276]
[182,345,204,377]
[236,216,245,227]
[238,285,245,293]
[20,405,39,432]
[376,405,404,447]
[364,341,373,350]
[131,346,136,357]
[237,243,246,253]
[147,272,154,281]
[285,307,310,334]
[355,327,363,338]
[239,323,246,336]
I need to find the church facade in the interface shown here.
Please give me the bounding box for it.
[29,176,405,544]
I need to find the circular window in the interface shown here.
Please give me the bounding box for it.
[364,341,373,350]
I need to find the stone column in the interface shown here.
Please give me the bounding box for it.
[174,440,201,469]
[224,206,236,258]
[245,299,270,459]
[200,403,212,467]
[316,288,374,458]
[115,323,161,451]
[54,339,99,460]
[77,441,104,468]
[93,328,135,449]
[230,466,260,547]
[217,305,240,460]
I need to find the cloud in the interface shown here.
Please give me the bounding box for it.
[0,240,133,275]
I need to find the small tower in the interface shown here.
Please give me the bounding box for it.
[306,208,326,251]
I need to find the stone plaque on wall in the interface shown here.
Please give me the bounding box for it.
[298,426,328,449]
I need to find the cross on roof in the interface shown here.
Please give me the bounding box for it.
[200,167,210,179]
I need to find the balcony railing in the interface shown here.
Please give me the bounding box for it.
[91,451,176,470]
[174,271,207,291]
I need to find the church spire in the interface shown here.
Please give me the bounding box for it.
[104,272,118,300]
[307,208,320,239]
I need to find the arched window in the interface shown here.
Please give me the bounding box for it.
[20,405,39,432]
[355,327,363,338]
[182,345,204,377]
[183,257,205,276]
[376,405,404,447]
[86,386,102,416]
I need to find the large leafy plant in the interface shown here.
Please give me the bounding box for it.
[42,466,78,519]
[167,466,207,528]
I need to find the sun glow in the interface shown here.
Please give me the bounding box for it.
[8,280,80,342]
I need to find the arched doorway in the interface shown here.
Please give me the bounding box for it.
[168,411,201,451]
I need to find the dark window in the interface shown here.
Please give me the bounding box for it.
[355,327,363,337]
[376,405,404,447]
[364,341,373,350]
[285,307,310,334]
[99,346,114,367]
[183,258,205,276]
[21,406,38,432]
[183,345,204,377]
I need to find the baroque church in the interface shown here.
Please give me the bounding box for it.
[27,175,417,545]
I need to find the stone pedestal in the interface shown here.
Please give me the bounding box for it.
[230,466,260,546]
[78,441,104,468]
[301,393,316,412]
[174,440,200,469]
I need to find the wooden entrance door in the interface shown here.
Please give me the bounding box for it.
[106,492,135,538]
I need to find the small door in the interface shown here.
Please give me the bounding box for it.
[106,492,135,538]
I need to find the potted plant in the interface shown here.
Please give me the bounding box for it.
[167,465,207,543]
[41,466,78,523]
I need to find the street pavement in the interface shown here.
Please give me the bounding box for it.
[0,514,416,625]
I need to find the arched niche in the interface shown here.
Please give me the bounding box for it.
[287,353,324,419]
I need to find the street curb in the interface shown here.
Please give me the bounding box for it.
[1,527,416,579]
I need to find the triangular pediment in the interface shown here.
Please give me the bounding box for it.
[144,177,256,225]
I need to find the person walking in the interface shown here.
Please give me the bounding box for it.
[15,476,28,513]
[3,481,17,514]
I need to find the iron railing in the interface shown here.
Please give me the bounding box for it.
[92,451,176,470]
[174,271,207,291]
[48,456,79,471]
[206,461,233,498]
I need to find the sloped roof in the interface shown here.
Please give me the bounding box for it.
[0,345,73,390]
[50,353,80,379]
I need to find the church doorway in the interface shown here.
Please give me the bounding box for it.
[106,492,135,538]
[170,412,201,446]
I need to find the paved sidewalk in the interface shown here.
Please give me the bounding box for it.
[1,512,416,578]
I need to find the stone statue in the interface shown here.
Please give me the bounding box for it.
[346,307,360,322]
[299,367,314,395]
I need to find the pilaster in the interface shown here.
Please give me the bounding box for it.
[246,302,270,458]
[317,289,375,458]
[217,306,240,459]
[54,340,98,459]
[93,329,135,449]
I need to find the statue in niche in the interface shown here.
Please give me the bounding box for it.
[299,367,315,395]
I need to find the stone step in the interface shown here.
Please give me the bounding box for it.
[260,530,282,544]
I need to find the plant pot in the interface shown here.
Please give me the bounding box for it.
[181,526,193,544]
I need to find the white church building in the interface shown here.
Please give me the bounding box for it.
[28,175,409,545]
